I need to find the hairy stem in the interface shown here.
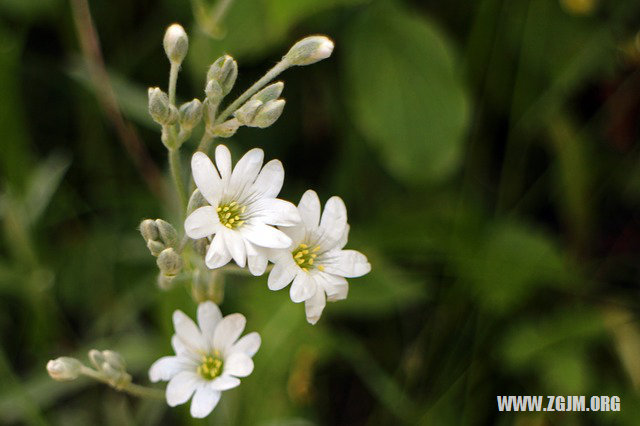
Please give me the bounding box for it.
[169,149,188,210]
[80,366,165,400]
[168,62,179,106]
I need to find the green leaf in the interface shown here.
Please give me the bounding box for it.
[343,4,470,184]
[458,221,571,313]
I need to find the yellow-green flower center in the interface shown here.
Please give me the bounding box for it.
[292,243,323,272]
[217,201,246,229]
[197,353,224,380]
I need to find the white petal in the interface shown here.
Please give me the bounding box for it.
[252,159,284,198]
[191,152,222,205]
[280,225,305,247]
[290,272,317,303]
[210,375,240,391]
[337,224,350,250]
[317,196,348,249]
[185,207,219,239]
[224,352,254,377]
[322,249,371,278]
[240,223,291,249]
[205,233,232,269]
[166,371,200,407]
[213,313,246,353]
[230,332,261,357]
[251,198,301,226]
[298,190,320,229]
[197,301,223,347]
[215,145,232,181]
[304,287,327,325]
[320,273,349,301]
[149,356,193,382]
[268,257,297,290]
[245,241,268,276]
[221,228,246,267]
[230,148,263,195]
[173,310,207,353]
[190,384,221,418]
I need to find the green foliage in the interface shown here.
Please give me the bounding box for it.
[344,3,470,185]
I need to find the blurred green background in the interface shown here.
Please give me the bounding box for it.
[2,0,640,424]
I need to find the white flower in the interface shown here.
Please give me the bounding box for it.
[185,145,300,275]
[268,190,371,324]
[149,301,261,418]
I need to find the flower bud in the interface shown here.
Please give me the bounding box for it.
[88,349,105,370]
[178,99,203,130]
[205,79,224,106]
[163,23,189,64]
[157,273,176,290]
[157,248,183,276]
[147,240,165,256]
[101,362,131,388]
[234,99,263,125]
[47,357,82,381]
[193,238,209,257]
[187,189,208,214]
[251,82,284,103]
[252,99,286,128]
[139,219,159,242]
[155,219,178,248]
[148,87,178,125]
[207,55,238,96]
[212,119,241,138]
[102,350,126,372]
[284,35,334,66]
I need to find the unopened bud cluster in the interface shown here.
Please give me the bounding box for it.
[233,82,286,128]
[89,349,131,389]
[140,219,183,285]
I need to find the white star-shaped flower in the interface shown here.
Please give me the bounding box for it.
[268,190,371,324]
[185,145,300,275]
[149,301,261,418]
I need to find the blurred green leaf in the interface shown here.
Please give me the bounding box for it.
[458,221,570,313]
[25,153,71,225]
[331,251,428,317]
[343,4,470,185]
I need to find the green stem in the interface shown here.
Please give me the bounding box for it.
[169,148,188,210]
[197,129,215,153]
[80,366,165,400]
[215,60,290,125]
[168,62,179,106]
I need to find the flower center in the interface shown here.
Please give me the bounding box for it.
[197,353,224,380]
[217,201,246,229]
[292,243,323,272]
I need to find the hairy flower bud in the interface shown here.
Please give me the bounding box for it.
[102,350,126,372]
[179,99,203,130]
[207,55,238,96]
[148,87,178,125]
[47,357,82,381]
[147,240,165,256]
[139,219,159,242]
[155,219,178,248]
[163,23,188,64]
[88,349,105,370]
[205,79,224,106]
[284,35,334,66]
[252,99,286,128]
[212,119,241,138]
[233,99,263,125]
[251,82,284,103]
[157,248,183,276]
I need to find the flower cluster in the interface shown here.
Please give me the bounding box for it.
[47,23,370,420]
